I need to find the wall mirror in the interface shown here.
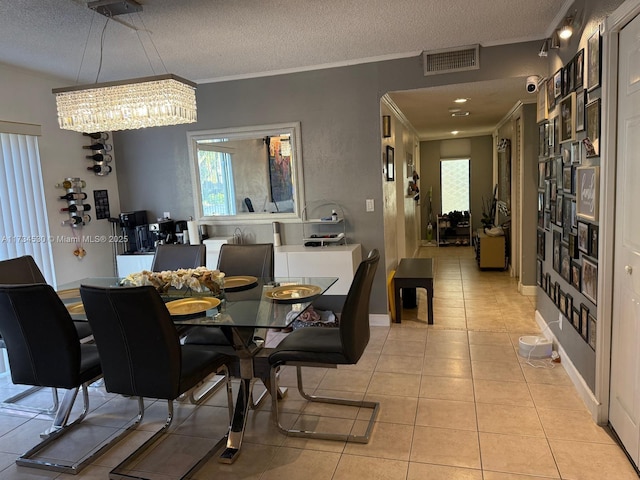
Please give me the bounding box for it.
[188,122,305,224]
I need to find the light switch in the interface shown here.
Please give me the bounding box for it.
[366,199,374,212]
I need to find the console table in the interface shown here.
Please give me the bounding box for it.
[393,258,434,324]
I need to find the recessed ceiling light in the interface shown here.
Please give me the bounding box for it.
[454,98,468,103]
[448,107,461,113]
[451,130,459,135]
[451,111,470,117]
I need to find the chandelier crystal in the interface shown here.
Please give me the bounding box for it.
[53,74,197,133]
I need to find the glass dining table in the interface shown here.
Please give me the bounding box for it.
[56,275,338,464]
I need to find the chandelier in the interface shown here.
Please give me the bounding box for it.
[52,0,197,133]
[53,74,197,133]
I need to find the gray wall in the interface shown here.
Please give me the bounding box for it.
[114,41,548,315]
[419,135,494,235]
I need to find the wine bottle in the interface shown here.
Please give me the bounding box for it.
[82,132,109,141]
[59,192,87,201]
[61,216,83,226]
[86,153,112,162]
[60,204,92,213]
[55,179,86,189]
[87,165,112,174]
[82,143,112,151]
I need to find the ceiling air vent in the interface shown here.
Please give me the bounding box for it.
[422,45,480,76]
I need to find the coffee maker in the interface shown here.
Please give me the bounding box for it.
[148,220,176,248]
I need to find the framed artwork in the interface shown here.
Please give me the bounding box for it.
[547,120,554,154]
[538,123,548,157]
[559,93,576,143]
[582,256,598,305]
[544,210,551,231]
[569,233,579,259]
[555,282,561,305]
[572,307,581,331]
[550,178,557,202]
[588,313,597,350]
[571,141,581,166]
[585,98,601,158]
[561,243,571,283]
[537,258,543,286]
[553,230,562,273]
[566,294,573,319]
[581,304,589,341]
[576,166,600,221]
[556,194,564,227]
[537,85,548,123]
[539,162,546,188]
[537,229,546,260]
[577,221,590,253]
[574,49,584,90]
[546,77,556,112]
[553,69,563,100]
[587,29,601,92]
[546,273,552,297]
[590,224,599,259]
[382,115,391,138]
[559,290,567,315]
[385,145,394,181]
[554,115,562,155]
[575,90,586,132]
[563,196,572,240]
[571,259,581,290]
[563,166,573,192]
[563,59,574,96]
[542,270,548,291]
[571,199,577,229]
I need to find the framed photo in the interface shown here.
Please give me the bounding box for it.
[572,307,581,331]
[561,243,571,282]
[537,84,548,123]
[544,210,551,231]
[571,259,581,290]
[537,258,543,286]
[559,93,576,143]
[582,257,598,305]
[537,229,546,260]
[562,166,573,192]
[553,230,561,273]
[542,270,548,291]
[575,90,586,132]
[554,115,562,155]
[553,69,563,100]
[563,196,572,240]
[569,234,579,259]
[577,221,590,253]
[581,304,589,341]
[587,30,601,92]
[574,49,584,90]
[546,273,552,297]
[538,123,548,157]
[539,162,546,188]
[563,59,574,96]
[576,165,600,221]
[571,199,577,228]
[588,314,597,350]
[559,290,567,315]
[585,98,601,158]
[385,145,394,181]
[546,77,556,112]
[556,194,564,227]
[590,224,599,259]
[555,282,561,305]
[571,141,581,166]
[566,294,573,318]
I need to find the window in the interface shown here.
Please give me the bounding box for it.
[441,158,470,213]
[0,127,55,282]
[197,143,237,216]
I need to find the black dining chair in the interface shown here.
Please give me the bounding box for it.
[268,249,380,443]
[0,255,90,414]
[0,283,103,473]
[151,243,206,272]
[79,284,234,480]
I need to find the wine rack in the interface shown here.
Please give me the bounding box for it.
[57,177,91,228]
[83,132,112,176]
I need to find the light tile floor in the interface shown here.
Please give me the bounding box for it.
[0,247,637,479]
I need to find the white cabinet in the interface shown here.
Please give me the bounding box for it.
[203,237,235,269]
[274,244,362,295]
[116,254,154,277]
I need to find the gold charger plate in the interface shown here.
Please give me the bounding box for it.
[66,301,85,315]
[57,288,80,300]
[224,275,258,291]
[265,284,322,303]
[165,297,221,316]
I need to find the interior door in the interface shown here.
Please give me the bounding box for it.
[609,12,640,467]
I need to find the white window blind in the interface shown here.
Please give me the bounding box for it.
[0,132,55,283]
[441,158,470,214]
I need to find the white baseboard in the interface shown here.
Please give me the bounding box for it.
[534,310,600,419]
[370,314,391,326]
[519,284,538,296]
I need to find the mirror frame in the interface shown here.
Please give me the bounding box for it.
[188,122,305,224]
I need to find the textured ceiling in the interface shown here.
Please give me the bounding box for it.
[0,0,570,139]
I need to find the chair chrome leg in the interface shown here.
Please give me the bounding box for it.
[0,386,59,415]
[17,379,142,474]
[270,364,379,443]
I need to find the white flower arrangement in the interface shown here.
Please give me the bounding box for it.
[121,266,225,294]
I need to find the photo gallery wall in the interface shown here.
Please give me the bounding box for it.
[536,29,601,352]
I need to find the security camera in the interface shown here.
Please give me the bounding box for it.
[526,75,540,93]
